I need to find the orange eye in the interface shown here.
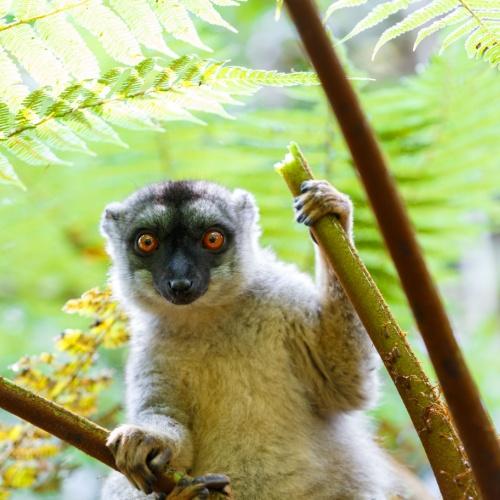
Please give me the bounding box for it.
[202,230,225,251]
[136,233,159,254]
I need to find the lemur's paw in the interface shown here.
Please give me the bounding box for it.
[107,424,174,494]
[294,180,353,233]
[167,474,232,500]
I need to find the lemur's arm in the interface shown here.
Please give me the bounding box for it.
[293,180,379,413]
[106,340,193,495]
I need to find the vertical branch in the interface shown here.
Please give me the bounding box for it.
[283,1,500,498]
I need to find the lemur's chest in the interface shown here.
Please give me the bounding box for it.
[161,307,304,423]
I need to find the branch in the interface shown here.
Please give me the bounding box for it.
[283,1,500,498]
[0,376,227,496]
[276,143,477,499]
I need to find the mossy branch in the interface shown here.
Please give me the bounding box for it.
[0,376,225,496]
[275,142,477,499]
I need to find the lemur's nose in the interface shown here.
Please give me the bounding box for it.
[168,279,193,292]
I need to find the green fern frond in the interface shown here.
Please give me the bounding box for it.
[0,56,317,186]
[326,0,500,67]
[0,0,245,98]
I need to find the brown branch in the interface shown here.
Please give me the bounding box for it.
[0,376,178,494]
[283,1,500,498]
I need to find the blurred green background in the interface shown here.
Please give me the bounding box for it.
[0,1,499,498]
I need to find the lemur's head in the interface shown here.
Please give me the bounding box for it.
[101,181,260,312]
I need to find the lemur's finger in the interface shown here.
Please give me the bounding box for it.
[127,441,158,493]
[106,427,124,455]
[148,447,172,475]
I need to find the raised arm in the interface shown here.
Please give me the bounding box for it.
[293,180,379,413]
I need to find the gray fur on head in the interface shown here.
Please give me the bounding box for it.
[101,180,261,316]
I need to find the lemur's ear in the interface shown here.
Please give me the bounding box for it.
[100,202,125,237]
[232,189,259,225]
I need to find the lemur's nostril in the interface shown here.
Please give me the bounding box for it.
[168,279,193,292]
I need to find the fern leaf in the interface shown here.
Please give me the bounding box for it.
[0,46,28,110]
[464,23,498,64]
[34,13,100,80]
[131,95,204,124]
[327,0,500,67]
[203,65,320,94]
[182,0,237,32]
[71,2,142,65]
[342,0,420,43]
[36,121,94,155]
[98,101,164,131]
[0,152,24,188]
[414,7,469,49]
[440,17,476,50]
[373,0,457,58]
[61,109,128,147]
[108,0,177,57]
[0,0,11,17]
[0,0,248,96]
[325,0,370,20]
[5,131,68,166]
[152,0,211,51]
[0,25,70,90]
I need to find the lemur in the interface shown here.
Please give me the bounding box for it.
[100,179,400,499]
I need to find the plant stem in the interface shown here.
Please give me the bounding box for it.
[276,143,477,499]
[283,1,500,498]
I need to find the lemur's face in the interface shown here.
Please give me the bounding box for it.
[101,181,258,309]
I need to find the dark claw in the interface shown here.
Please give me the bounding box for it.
[303,216,313,226]
[293,199,303,209]
[296,213,306,223]
[300,182,310,193]
[193,474,230,490]
[197,487,210,499]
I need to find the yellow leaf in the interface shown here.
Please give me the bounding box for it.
[63,288,119,318]
[0,487,11,500]
[0,424,23,442]
[56,329,97,355]
[12,442,60,460]
[2,464,37,488]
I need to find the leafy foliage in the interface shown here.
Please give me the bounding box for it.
[0,0,325,188]
[0,0,243,83]
[0,288,127,498]
[0,55,318,188]
[325,0,500,68]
